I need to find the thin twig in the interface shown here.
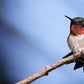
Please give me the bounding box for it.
[16,51,83,84]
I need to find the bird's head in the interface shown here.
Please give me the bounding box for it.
[65,15,84,35]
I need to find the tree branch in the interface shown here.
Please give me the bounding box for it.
[16,51,84,84]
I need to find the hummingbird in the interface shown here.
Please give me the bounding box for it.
[63,15,84,70]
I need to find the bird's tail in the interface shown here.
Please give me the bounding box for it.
[63,52,84,71]
[74,57,84,71]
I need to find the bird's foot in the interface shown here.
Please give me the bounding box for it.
[73,50,84,57]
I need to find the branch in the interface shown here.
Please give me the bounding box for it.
[16,51,84,84]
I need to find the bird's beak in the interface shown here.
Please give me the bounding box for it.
[65,15,74,22]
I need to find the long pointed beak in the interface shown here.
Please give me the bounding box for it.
[65,15,74,21]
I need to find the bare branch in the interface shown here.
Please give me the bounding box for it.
[16,51,83,84]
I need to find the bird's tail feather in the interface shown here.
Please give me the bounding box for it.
[63,52,84,71]
[74,61,83,70]
[74,57,84,71]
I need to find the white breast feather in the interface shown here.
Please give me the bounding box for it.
[68,34,84,53]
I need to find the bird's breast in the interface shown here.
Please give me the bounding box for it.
[68,34,84,53]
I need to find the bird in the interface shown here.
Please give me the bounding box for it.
[63,15,84,70]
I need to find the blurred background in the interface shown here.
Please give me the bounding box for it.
[0,0,84,84]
